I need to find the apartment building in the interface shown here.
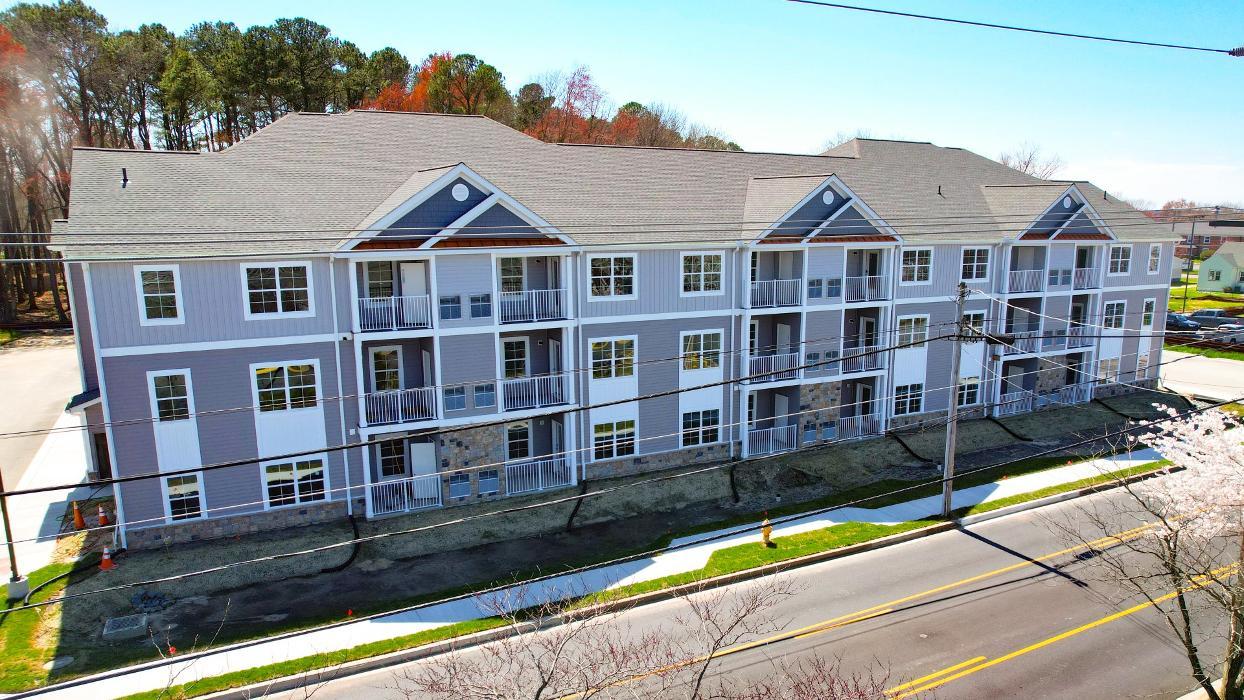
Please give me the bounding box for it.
[55,111,1177,548]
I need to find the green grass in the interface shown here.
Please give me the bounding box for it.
[955,460,1169,517]
[0,562,79,691]
[1168,270,1244,313]
[0,329,19,346]
[1164,342,1244,363]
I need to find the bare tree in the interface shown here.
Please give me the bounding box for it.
[821,129,874,152]
[997,143,1063,179]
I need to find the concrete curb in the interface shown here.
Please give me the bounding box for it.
[193,465,1171,700]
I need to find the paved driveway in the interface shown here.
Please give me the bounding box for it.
[1161,350,1244,401]
[0,337,82,486]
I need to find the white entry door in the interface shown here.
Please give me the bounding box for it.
[776,323,791,354]
[409,442,436,476]
[774,393,790,425]
[421,349,433,386]
[549,338,562,374]
[399,262,427,324]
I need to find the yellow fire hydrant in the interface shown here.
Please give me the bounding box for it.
[761,514,773,547]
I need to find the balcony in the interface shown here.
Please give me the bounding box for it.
[1002,330,1041,355]
[1007,269,1044,294]
[501,374,568,411]
[839,413,882,440]
[505,456,573,495]
[1066,326,1094,349]
[749,424,798,456]
[369,473,442,517]
[499,289,568,324]
[996,389,1034,416]
[364,387,438,426]
[750,279,801,308]
[1073,267,1101,290]
[844,275,889,302]
[749,352,799,382]
[841,345,884,373]
[358,295,432,332]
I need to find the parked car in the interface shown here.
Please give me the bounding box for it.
[1189,309,1244,328]
[1166,312,1201,331]
[1213,324,1244,343]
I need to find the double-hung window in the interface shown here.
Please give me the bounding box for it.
[589,255,635,298]
[962,311,986,341]
[681,409,720,446]
[681,253,723,295]
[593,419,636,460]
[1147,245,1161,274]
[957,377,980,407]
[1209,270,1223,282]
[1141,299,1156,328]
[1137,355,1151,379]
[1103,302,1125,329]
[807,279,823,298]
[681,331,722,370]
[443,386,466,411]
[255,363,318,412]
[502,339,529,379]
[439,295,462,320]
[1097,358,1120,384]
[896,316,929,347]
[1108,246,1131,275]
[901,249,932,283]
[151,372,191,421]
[165,474,203,521]
[499,258,525,293]
[264,458,326,507]
[470,293,492,318]
[370,348,401,392]
[961,248,989,282]
[364,262,394,298]
[378,441,406,478]
[893,384,923,416]
[474,383,496,408]
[135,265,182,325]
[506,422,531,461]
[590,338,635,379]
[243,262,312,317]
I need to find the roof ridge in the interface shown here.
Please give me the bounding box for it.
[71,146,201,154]
[349,109,489,119]
[552,142,833,158]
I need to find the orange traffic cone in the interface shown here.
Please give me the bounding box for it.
[100,546,115,571]
[72,501,86,530]
[97,504,110,527]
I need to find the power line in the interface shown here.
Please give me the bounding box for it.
[786,0,1243,56]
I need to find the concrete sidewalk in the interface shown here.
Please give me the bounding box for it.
[21,448,1162,699]
[1161,350,1244,401]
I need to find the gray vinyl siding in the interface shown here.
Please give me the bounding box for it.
[805,247,845,305]
[580,248,737,317]
[70,263,98,389]
[90,258,335,348]
[1043,295,1071,334]
[435,254,495,328]
[814,205,879,238]
[106,341,349,525]
[894,301,956,414]
[895,244,963,300]
[1104,242,1172,288]
[437,333,498,418]
[804,309,843,356]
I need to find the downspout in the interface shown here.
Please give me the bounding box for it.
[328,256,353,517]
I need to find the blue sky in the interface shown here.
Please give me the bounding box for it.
[84,0,1243,206]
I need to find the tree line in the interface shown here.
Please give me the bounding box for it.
[0,0,741,325]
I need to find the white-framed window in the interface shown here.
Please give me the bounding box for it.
[1108,245,1131,275]
[590,338,635,379]
[1103,301,1125,329]
[479,469,500,495]
[470,293,492,318]
[896,316,929,347]
[1141,299,1156,328]
[900,249,932,284]
[448,473,471,499]
[443,386,466,410]
[263,457,327,507]
[254,362,318,412]
[498,257,525,293]
[960,248,990,282]
[241,262,313,318]
[474,383,496,408]
[378,440,405,478]
[370,347,402,392]
[502,338,529,378]
[150,370,192,422]
[134,265,183,325]
[681,409,720,446]
[588,254,636,299]
[593,419,636,460]
[962,311,987,341]
[1147,244,1161,274]
[957,377,980,407]
[439,295,462,320]
[364,261,394,298]
[506,422,531,461]
[1097,357,1120,384]
[1137,355,1151,379]
[164,473,204,521]
[1208,270,1222,282]
[893,383,923,415]
[681,331,722,370]
[681,252,724,296]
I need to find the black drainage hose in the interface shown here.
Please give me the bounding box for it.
[885,432,936,464]
[23,549,119,605]
[987,416,1035,442]
[564,481,589,532]
[1092,398,1143,420]
[319,515,360,574]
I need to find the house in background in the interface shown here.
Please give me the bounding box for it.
[1196,242,1244,292]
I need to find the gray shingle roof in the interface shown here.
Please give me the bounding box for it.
[59,111,1175,259]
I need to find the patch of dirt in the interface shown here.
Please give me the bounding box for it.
[0,329,75,351]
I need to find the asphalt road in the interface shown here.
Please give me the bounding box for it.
[0,339,81,486]
[290,491,1218,700]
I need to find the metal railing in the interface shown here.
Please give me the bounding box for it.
[505,456,573,495]
[364,386,438,425]
[750,279,802,308]
[1036,382,1094,409]
[996,390,1034,417]
[499,289,568,324]
[368,473,442,517]
[839,413,882,440]
[749,352,799,382]
[1073,267,1100,290]
[1007,269,1044,293]
[844,275,889,302]
[501,374,567,411]
[748,424,798,456]
[357,295,432,332]
[841,344,884,373]
[1002,329,1041,355]
[1066,325,1094,349]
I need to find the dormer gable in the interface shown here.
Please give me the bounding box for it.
[1019,184,1114,241]
[756,174,898,245]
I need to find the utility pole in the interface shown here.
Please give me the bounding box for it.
[941,282,968,518]
[1181,219,1195,313]
[0,465,27,599]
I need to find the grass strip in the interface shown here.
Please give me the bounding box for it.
[1164,342,1244,363]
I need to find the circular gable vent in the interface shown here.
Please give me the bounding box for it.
[1062,196,1073,209]
[451,183,470,202]
[822,190,837,206]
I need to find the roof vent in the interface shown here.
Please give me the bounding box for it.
[937,185,943,197]
[121,167,128,189]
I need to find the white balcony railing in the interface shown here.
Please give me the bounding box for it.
[1073,267,1100,290]
[749,352,799,382]
[841,344,884,373]
[365,386,438,426]
[844,275,889,302]
[996,390,1034,417]
[748,424,798,456]
[358,295,432,332]
[499,289,567,324]
[368,473,442,517]
[501,374,568,411]
[1007,269,1044,293]
[1002,329,1041,355]
[505,457,573,495]
[839,413,882,440]
[750,279,802,308]
[1066,325,1094,349]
